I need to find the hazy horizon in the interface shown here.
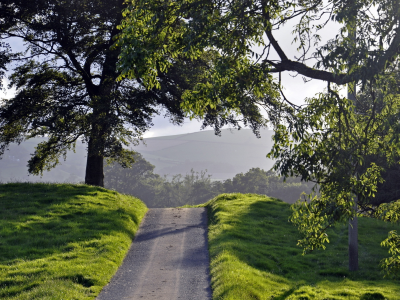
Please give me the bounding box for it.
[0,128,276,183]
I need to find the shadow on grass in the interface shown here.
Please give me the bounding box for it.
[207,194,400,299]
[0,182,146,299]
[1,184,135,260]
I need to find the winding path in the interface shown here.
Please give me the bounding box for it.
[96,208,212,300]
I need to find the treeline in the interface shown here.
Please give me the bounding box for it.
[104,153,314,208]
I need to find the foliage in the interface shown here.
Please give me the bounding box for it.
[195,193,400,299]
[380,230,400,279]
[268,70,400,274]
[116,0,285,132]
[0,182,147,299]
[222,168,271,195]
[104,152,161,197]
[117,0,400,127]
[0,42,11,89]
[223,168,315,203]
[156,170,219,207]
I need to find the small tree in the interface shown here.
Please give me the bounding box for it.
[268,71,400,275]
[104,152,160,194]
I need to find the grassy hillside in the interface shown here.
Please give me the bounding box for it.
[0,183,147,300]
[200,193,400,300]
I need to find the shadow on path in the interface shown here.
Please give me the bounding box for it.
[96,208,212,300]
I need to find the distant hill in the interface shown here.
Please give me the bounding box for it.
[0,137,87,183]
[136,128,275,180]
[0,128,275,182]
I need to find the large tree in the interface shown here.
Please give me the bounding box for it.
[0,0,267,186]
[0,0,184,186]
[117,0,400,274]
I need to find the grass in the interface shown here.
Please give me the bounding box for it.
[3,183,398,299]
[198,193,400,300]
[0,182,147,300]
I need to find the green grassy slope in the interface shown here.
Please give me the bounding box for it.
[201,193,400,300]
[0,183,147,300]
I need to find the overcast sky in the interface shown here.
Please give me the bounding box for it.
[1,13,346,139]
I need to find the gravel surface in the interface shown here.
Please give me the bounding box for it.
[96,208,212,300]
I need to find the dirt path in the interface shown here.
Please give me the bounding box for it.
[96,208,212,300]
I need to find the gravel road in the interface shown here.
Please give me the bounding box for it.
[96,208,212,300]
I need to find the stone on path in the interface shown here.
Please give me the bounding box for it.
[96,208,212,300]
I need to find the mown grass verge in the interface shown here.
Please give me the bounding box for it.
[200,193,400,300]
[0,182,147,299]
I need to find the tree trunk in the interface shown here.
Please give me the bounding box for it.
[83,12,121,187]
[83,85,113,187]
[348,200,358,271]
[347,83,358,271]
[85,137,105,186]
[348,64,358,271]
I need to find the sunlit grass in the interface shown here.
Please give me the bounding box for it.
[0,182,147,299]
[199,193,400,300]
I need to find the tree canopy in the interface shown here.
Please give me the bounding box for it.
[117,0,400,118]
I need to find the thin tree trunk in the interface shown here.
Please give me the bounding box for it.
[346,1,359,269]
[348,201,358,271]
[348,74,358,272]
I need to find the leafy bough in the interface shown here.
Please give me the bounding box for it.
[269,75,400,277]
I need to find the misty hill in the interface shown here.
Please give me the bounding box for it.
[136,128,275,180]
[0,128,275,182]
[0,137,87,183]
